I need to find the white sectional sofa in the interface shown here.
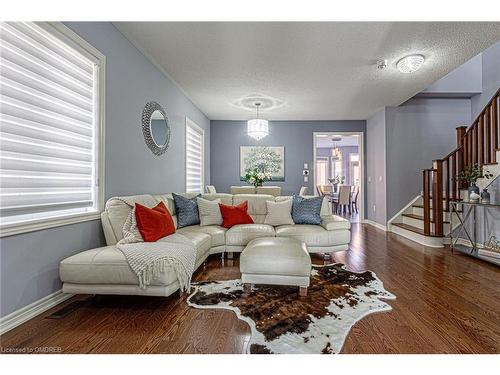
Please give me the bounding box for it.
[60,193,351,298]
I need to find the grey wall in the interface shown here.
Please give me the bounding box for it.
[471,41,500,119]
[366,42,499,225]
[385,98,471,219]
[210,120,366,199]
[421,54,482,96]
[0,22,210,318]
[366,109,387,225]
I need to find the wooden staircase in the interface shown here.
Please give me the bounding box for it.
[390,88,500,247]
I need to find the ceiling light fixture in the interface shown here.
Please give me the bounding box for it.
[331,136,342,160]
[247,103,269,141]
[396,54,425,74]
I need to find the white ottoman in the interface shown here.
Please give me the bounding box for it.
[240,237,312,296]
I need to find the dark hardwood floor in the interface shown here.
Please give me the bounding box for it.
[1,224,499,354]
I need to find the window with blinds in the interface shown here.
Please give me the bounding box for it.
[0,22,104,235]
[185,118,204,193]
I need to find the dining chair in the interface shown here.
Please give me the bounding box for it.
[351,186,359,213]
[205,185,217,194]
[256,186,282,197]
[337,185,351,215]
[230,186,256,195]
[317,185,337,213]
[299,186,308,196]
[319,185,333,195]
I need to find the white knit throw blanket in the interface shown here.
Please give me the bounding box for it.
[108,196,197,291]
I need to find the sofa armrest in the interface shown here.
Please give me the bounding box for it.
[321,215,351,231]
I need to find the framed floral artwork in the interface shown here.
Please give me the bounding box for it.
[239,146,285,181]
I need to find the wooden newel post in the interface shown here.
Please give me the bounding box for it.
[432,160,444,237]
[456,126,467,147]
[456,126,467,189]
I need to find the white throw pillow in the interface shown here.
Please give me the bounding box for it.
[264,199,294,226]
[197,197,223,226]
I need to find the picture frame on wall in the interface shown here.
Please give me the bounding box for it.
[239,146,285,181]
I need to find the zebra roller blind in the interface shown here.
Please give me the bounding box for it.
[185,119,204,193]
[0,22,103,229]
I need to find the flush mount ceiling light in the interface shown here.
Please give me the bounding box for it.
[247,103,269,141]
[396,54,425,73]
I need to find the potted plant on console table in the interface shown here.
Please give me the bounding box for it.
[454,163,494,201]
[244,168,272,187]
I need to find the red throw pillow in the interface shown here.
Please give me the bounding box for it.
[135,201,176,242]
[219,201,254,228]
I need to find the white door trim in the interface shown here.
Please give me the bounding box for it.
[312,131,364,222]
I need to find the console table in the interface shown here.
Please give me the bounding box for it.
[449,200,500,266]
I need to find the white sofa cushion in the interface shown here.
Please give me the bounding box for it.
[201,193,233,205]
[177,225,227,248]
[60,242,211,287]
[197,197,223,226]
[103,194,176,243]
[226,224,276,246]
[264,199,294,226]
[233,194,275,224]
[60,246,176,286]
[321,215,351,231]
[275,224,350,247]
[175,231,211,254]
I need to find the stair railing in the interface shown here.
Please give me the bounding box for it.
[422,88,499,236]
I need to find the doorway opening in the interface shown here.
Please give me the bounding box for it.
[313,132,363,223]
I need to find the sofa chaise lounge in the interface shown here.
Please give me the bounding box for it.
[60,193,351,298]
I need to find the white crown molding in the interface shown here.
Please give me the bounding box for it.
[0,290,74,335]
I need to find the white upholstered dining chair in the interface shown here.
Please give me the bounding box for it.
[205,185,217,194]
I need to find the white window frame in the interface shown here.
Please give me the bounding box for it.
[185,117,204,193]
[0,22,106,237]
[331,158,343,179]
[315,156,329,186]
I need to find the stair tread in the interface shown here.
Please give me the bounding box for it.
[402,213,450,224]
[412,204,462,213]
[428,197,463,200]
[392,222,443,237]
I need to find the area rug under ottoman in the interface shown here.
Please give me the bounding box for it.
[187,263,396,354]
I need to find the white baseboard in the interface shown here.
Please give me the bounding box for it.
[363,219,387,231]
[0,290,74,335]
[390,224,444,248]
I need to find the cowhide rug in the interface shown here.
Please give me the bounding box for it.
[187,263,395,354]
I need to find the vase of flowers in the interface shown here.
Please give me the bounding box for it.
[244,168,272,187]
[328,175,345,193]
[453,164,494,199]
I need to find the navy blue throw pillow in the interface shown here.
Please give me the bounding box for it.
[172,193,201,228]
[291,195,323,225]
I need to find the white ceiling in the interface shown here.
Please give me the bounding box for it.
[316,134,359,147]
[114,22,500,120]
